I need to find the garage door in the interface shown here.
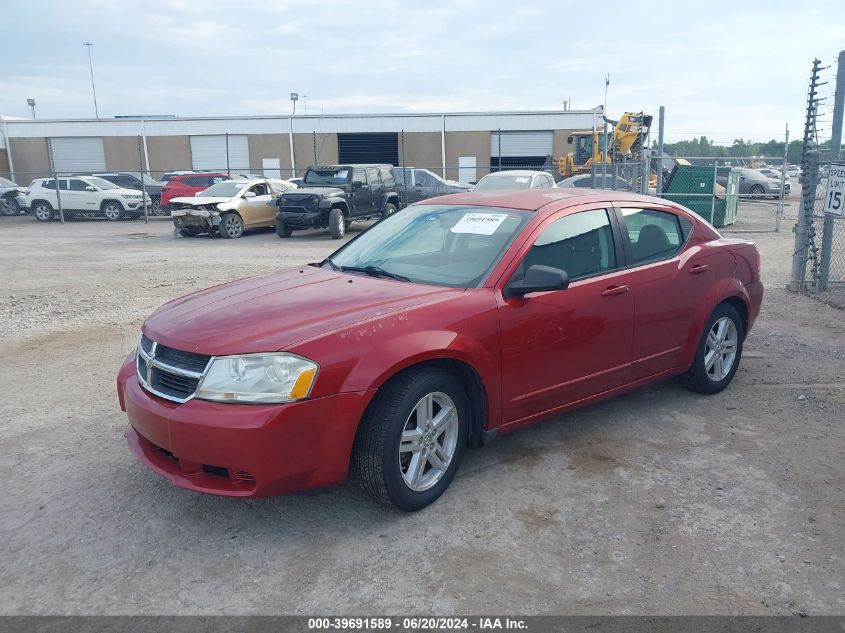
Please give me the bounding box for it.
[190,135,250,173]
[337,133,399,165]
[490,131,553,171]
[49,137,106,174]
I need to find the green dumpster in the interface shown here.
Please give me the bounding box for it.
[662,165,739,227]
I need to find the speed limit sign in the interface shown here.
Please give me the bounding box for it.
[824,162,845,216]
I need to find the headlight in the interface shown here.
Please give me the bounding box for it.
[195,353,318,404]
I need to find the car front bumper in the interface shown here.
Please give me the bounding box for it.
[276,209,325,229]
[117,358,376,497]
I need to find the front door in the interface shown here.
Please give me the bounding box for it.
[351,168,373,216]
[238,183,276,228]
[66,178,96,211]
[497,207,634,425]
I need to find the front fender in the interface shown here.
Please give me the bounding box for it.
[338,329,503,430]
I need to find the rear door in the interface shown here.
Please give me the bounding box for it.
[615,205,714,378]
[367,167,383,214]
[351,168,372,216]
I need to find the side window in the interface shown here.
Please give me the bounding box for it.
[379,167,395,187]
[353,168,366,186]
[621,208,683,264]
[68,179,89,191]
[367,167,381,187]
[58,179,70,191]
[414,170,433,188]
[517,209,617,282]
[573,178,590,188]
[41,179,57,190]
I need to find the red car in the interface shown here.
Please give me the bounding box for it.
[117,189,763,511]
[159,172,229,211]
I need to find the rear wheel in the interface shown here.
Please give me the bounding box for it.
[1,198,20,216]
[219,212,244,239]
[151,199,167,216]
[275,219,292,238]
[684,303,744,394]
[102,202,123,221]
[353,367,468,511]
[749,184,765,199]
[382,202,397,219]
[328,207,346,239]
[32,201,54,222]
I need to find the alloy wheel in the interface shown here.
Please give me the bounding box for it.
[103,204,121,220]
[704,316,738,381]
[398,391,459,492]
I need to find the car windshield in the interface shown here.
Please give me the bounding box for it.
[474,174,532,191]
[86,177,119,190]
[325,204,533,288]
[303,168,350,185]
[198,182,245,197]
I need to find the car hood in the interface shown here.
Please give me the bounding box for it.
[283,186,346,197]
[142,266,462,356]
[169,196,232,206]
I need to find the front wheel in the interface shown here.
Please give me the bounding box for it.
[102,202,123,221]
[219,212,244,239]
[684,303,744,394]
[275,219,292,238]
[353,368,468,511]
[749,184,765,199]
[1,199,20,216]
[151,199,167,216]
[328,207,346,239]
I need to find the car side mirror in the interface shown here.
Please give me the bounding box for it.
[85,186,96,191]
[507,265,570,296]
[353,181,363,189]
[243,191,256,198]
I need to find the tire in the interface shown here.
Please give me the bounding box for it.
[382,202,397,219]
[1,198,19,216]
[102,201,123,221]
[275,219,292,238]
[151,199,167,216]
[179,228,201,237]
[219,212,244,239]
[684,303,744,395]
[749,184,765,199]
[328,207,346,239]
[32,201,54,222]
[353,367,469,512]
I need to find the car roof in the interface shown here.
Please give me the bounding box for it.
[309,164,393,169]
[420,188,672,213]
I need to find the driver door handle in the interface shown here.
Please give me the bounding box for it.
[601,285,630,297]
[689,264,711,274]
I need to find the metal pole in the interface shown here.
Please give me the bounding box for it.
[288,116,296,179]
[711,159,718,225]
[313,131,317,165]
[656,106,665,195]
[775,123,789,232]
[47,139,64,225]
[83,42,99,119]
[818,50,845,290]
[441,114,446,179]
[497,128,502,172]
[138,135,148,224]
[225,132,230,176]
[1,120,15,182]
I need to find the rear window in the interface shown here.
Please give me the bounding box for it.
[379,167,395,187]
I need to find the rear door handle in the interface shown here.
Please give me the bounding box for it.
[601,285,630,297]
[689,264,711,274]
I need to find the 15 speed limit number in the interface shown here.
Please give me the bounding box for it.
[824,163,845,216]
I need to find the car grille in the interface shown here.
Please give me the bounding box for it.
[137,335,212,403]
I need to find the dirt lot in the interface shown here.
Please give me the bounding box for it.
[1,206,843,616]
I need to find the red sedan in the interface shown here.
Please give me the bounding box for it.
[117,189,763,511]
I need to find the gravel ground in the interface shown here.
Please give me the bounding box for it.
[0,210,843,616]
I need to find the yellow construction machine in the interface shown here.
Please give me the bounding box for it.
[558,111,653,177]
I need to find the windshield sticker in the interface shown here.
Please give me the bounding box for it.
[514,177,530,183]
[335,169,349,179]
[450,213,509,235]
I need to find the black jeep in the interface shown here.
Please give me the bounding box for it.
[275,164,401,239]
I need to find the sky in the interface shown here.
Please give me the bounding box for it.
[1,0,843,144]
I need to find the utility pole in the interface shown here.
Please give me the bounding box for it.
[26,98,36,119]
[818,50,845,290]
[83,42,99,118]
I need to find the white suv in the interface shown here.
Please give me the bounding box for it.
[23,176,151,222]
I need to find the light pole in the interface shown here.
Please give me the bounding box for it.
[303,95,308,114]
[26,98,36,119]
[83,42,99,118]
[288,93,299,178]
